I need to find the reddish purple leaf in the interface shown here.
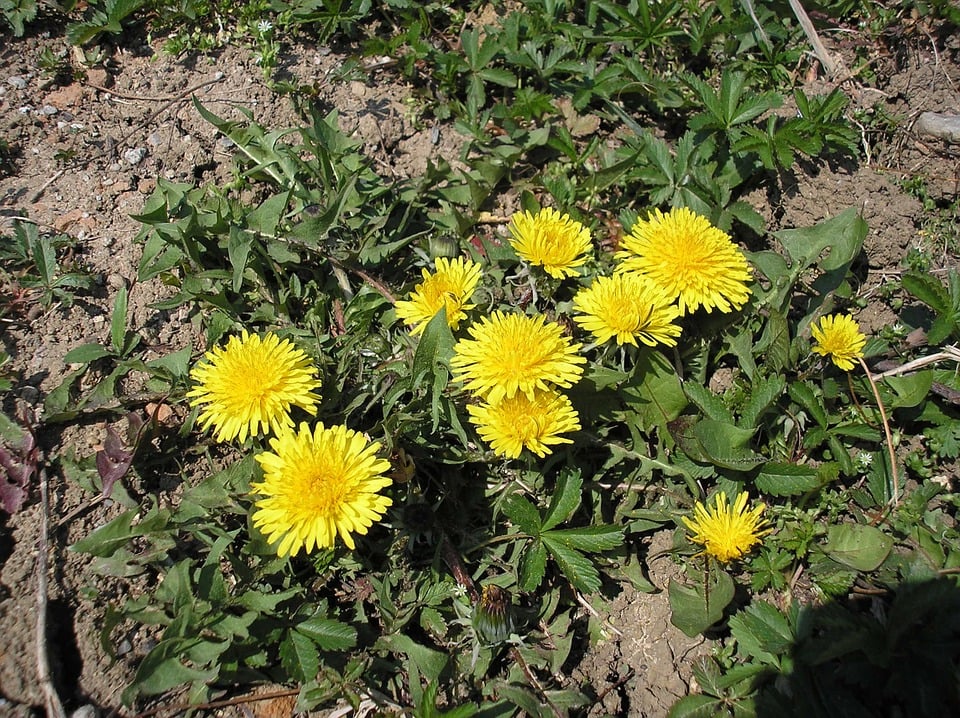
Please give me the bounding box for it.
[96,424,134,499]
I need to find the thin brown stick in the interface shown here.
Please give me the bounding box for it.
[858,357,900,507]
[787,0,838,77]
[133,687,300,718]
[36,467,66,718]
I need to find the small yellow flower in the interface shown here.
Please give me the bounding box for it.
[509,207,593,279]
[811,314,867,371]
[451,311,586,404]
[252,422,393,556]
[467,388,581,458]
[395,256,483,336]
[187,331,321,443]
[573,272,682,347]
[616,207,752,314]
[682,491,770,563]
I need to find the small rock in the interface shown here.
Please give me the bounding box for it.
[107,274,125,290]
[350,80,367,98]
[8,75,27,89]
[146,131,163,147]
[41,105,58,115]
[86,67,112,87]
[138,178,156,194]
[70,705,99,718]
[123,147,147,165]
[117,639,133,657]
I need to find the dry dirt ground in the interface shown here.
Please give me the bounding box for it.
[1,21,958,718]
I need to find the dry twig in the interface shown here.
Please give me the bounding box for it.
[36,467,66,718]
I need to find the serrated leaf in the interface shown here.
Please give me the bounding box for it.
[541,469,582,531]
[542,524,623,553]
[754,462,821,497]
[667,694,722,718]
[519,540,547,592]
[377,633,448,684]
[728,601,794,667]
[128,639,218,698]
[412,307,455,388]
[739,374,786,428]
[502,493,542,536]
[788,381,828,428]
[281,629,320,683]
[542,536,602,594]
[684,382,734,423]
[296,616,356,651]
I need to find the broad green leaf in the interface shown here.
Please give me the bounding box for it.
[144,345,193,379]
[822,523,894,571]
[882,371,933,409]
[227,225,252,293]
[412,307,455,387]
[621,350,687,434]
[541,469,582,531]
[502,493,542,536]
[754,462,821,497]
[542,537,602,594]
[63,343,114,364]
[542,524,623,553]
[296,616,357,651]
[377,633,448,684]
[245,190,290,237]
[691,419,765,471]
[280,629,320,683]
[902,271,951,314]
[668,571,735,637]
[127,639,217,698]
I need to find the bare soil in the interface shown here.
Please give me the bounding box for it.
[1,22,959,718]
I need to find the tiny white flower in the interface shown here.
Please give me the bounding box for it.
[257,20,273,33]
[857,452,874,469]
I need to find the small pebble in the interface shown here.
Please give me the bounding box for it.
[70,706,99,718]
[123,147,147,165]
[117,639,133,657]
[8,76,27,89]
[41,105,58,115]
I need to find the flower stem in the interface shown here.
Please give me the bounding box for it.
[858,357,900,507]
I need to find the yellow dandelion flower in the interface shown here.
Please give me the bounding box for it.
[395,256,483,336]
[467,388,581,458]
[682,491,770,563]
[450,311,586,404]
[187,331,321,443]
[616,207,752,315]
[252,422,392,556]
[573,272,683,347]
[811,314,867,371]
[509,207,593,279]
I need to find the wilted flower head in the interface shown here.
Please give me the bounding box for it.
[509,207,593,279]
[811,313,867,371]
[682,491,770,563]
[616,207,752,314]
[467,387,580,458]
[573,272,682,347]
[187,331,321,443]
[252,422,392,556]
[450,311,586,404]
[473,584,514,645]
[395,256,482,336]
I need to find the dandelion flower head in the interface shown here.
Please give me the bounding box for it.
[451,311,586,404]
[811,313,866,371]
[573,272,682,347]
[188,331,321,443]
[509,207,593,279]
[616,207,752,315]
[682,491,770,563]
[395,256,483,336]
[467,388,581,459]
[252,422,392,556]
